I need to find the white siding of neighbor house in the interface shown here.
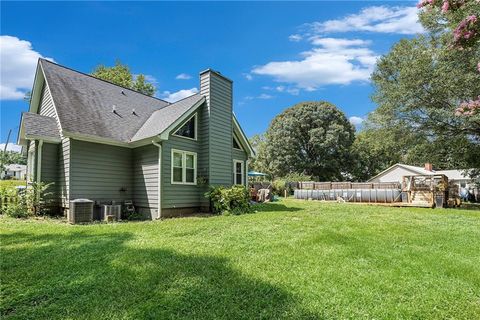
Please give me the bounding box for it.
[370,166,419,184]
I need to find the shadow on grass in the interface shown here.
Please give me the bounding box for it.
[0,230,315,319]
[254,202,303,213]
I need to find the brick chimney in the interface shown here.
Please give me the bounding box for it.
[424,163,433,172]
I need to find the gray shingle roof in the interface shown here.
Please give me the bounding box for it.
[131,94,204,142]
[40,59,170,143]
[22,112,61,140]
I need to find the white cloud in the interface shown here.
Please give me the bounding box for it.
[0,35,54,100]
[161,87,198,102]
[176,73,192,80]
[243,73,253,80]
[288,34,303,42]
[310,6,423,35]
[252,37,377,90]
[0,143,22,153]
[258,93,273,100]
[349,116,364,126]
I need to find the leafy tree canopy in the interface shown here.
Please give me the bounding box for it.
[257,101,355,181]
[91,61,156,96]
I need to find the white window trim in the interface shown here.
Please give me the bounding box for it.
[171,149,197,185]
[233,159,245,185]
[172,113,197,141]
[233,134,243,151]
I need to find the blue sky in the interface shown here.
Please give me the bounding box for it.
[0,1,421,150]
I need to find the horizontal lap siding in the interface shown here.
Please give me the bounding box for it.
[209,73,233,186]
[38,83,56,118]
[162,135,204,209]
[133,145,159,217]
[70,140,132,203]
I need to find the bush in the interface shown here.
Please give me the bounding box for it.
[205,185,251,215]
[271,173,313,197]
[0,181,53,217]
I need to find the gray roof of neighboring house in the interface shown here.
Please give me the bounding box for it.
[21,112,61,140]
[369,163,473,182]
[39,59,172,143]
[131,94,205,142]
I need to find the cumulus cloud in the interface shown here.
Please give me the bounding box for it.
[0,143,22,153]
[243,73,253,81]
[0,35,54,100]
[288,34,303,42]
[349,116,365,126]
[161,87,198,102]
[309,6,423,35]
[252,37,377,90]
[175,73,192,80]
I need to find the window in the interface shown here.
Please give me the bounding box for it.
[174,114,196,140]
[233,160,244,185]
[171,149,197,185]
[233,134,242,150]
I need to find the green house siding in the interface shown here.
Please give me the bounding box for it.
[69,140,133,203]
[200,71,233,186]
[38,83,56,118]
[41,142,59,204]
[162,134,204,209]
[132,144,159,218]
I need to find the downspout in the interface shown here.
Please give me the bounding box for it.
[152,140,162,219]
[245,159,249,186]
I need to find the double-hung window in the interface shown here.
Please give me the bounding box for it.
[171,149,197,185]
[233,160,244,185]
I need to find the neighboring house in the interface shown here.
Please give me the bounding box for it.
[18,59,254,218]
[368,163,477,189]
[1,164,27,180]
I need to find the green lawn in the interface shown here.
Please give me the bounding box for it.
[1,199,479,319]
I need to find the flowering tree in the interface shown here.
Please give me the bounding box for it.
[369,0,480,177]
[417,0,480,116]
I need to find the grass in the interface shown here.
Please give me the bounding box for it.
[0,180,26,190]
[1,199,479,319]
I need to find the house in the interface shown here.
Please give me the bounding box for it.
[368,163,477,190]
[17,59,254,218]
[1,164,27,180]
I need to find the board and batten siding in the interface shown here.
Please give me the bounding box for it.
[69,140,133,202]
[41,142,59,203]
[162,134,203,209]
[200,71,233,186]
[132,144,159,218]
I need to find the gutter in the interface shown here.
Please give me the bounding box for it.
[152,140,162,219]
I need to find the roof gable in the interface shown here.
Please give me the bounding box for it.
[131,94,205,142]
[39,59,170,143]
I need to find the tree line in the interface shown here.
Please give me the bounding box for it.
[251,1,480,182]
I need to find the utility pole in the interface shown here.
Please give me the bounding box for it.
[1,129,12,171]
[3,129,12,153]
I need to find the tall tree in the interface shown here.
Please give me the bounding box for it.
[91,61,156,96]
[370,0,480,176]
[258,101,355,181]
